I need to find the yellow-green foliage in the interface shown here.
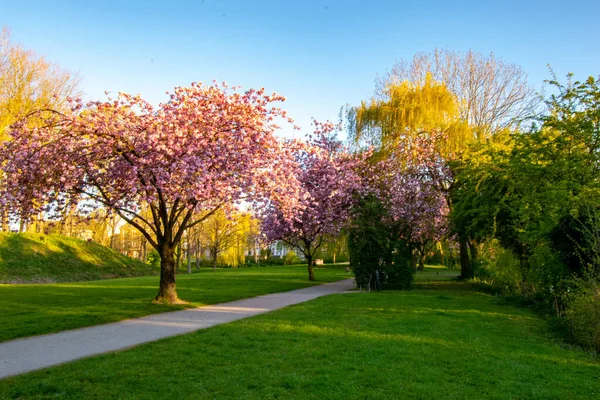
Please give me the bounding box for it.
[0,28,79,139]
[476,240,523,293]
[351,72,473,159]
[0,232,153,283]
[564,276,600,351]
[207,212,255,267]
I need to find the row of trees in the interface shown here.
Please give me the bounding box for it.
[0,40,543,298]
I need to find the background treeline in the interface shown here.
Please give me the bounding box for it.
[451,75,600,351]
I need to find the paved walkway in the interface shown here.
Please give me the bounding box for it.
[0,278,354,379]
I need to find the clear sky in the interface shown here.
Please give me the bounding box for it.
[2,0,599,138]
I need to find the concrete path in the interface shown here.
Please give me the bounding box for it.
[0,278,354,379]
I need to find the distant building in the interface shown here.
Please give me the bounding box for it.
[246,240,305,260]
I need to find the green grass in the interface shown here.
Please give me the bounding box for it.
[0,264,349,342]
[2,267,598,399]
[0,233,154,283]
[414,264,461,281]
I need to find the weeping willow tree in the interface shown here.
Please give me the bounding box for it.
[348,73,472,160]
[347,73,479,279]
[199,209,255,269]
[218,213,255,267]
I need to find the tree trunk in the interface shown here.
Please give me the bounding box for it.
[333,252,336,265]
[155,245,180,303]
[187,240,192,274]
[141,239,147,263]
[1,208,8,232]
[418,250,426,272]
[35,213,42,233]
[438,242,445,266]
[306,255,315,281]
[254,240,259,264]
[175,244,182,270]
[195,238,200,269]
[459,234,472,280]
[212,249,217,271]
[468,239,478,275]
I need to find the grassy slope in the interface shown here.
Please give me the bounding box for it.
[0,233,154,283]
[0,264,350,342]
[1,267,598,399]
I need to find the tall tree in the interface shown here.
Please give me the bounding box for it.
[0,28,80,136]
[0,82,298,303]
[377,48,538,138]
[261,122,363,281]
[0,28,80,231]
[199,208,254,270]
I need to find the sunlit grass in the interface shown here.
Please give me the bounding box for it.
[0,264,349,342]
[0,233,154,283]
[2,268,597,399]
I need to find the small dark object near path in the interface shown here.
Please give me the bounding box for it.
[0,279,354,379]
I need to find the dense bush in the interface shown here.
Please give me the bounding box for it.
[147,249,161,268]
[348,196,388,289]
[244,255,257,265]
[384,241,414,290]
[348,195,414,290]
[264,257,285,266]
[243,256,285,266]
[475,240,524,294]
[283,250,299,265]
[563,274,600,351]
[319,254,350,264]
[549,206,600,277]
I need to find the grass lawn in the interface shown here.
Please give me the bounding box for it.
[0,264,349,342]
[2,267,598,399]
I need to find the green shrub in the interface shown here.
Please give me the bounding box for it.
[384,242,413,290]
[283,251,299,265]
[147,249,161,268]
[348,196,388,290]
[264,256,285,266]
[476,240,523,294]
[526,244,571,300]
[194,259,214,268]
[348,195,414,290]
[319,254,350,264]
[563,274,600,351]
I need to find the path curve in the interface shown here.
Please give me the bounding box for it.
[0,278,355,379]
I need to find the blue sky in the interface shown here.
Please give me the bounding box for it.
[2,0,599,138]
